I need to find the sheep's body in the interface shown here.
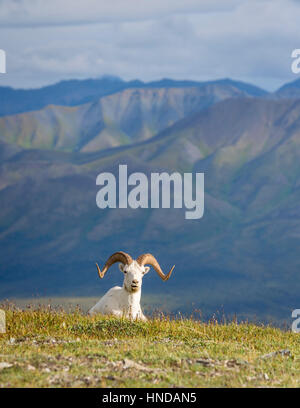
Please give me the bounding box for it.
[89,284,147,321]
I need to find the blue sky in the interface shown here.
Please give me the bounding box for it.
[0,0,300,90]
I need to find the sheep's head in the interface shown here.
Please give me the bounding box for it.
[119,260,149,293]
[95,251,175,293]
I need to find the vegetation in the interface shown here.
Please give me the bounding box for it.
[0,302,299,388]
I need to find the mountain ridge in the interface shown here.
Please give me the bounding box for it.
[0,76,268,117]
[0,85,268,153]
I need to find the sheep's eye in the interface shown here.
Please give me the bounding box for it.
[123,270,127,274]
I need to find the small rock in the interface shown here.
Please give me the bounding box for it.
[261,349,291,359]
[195,358,214,367]
[105,375,116,381]
[0,362,13,370]
[278,349,291,357]
[27,364,36,371]
[123,358,155,372]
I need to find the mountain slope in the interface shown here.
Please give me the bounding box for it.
[275,78,300,99]
[94,97,300,174]
[0,83,266,153]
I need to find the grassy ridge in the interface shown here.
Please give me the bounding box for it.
[0,305,299,388]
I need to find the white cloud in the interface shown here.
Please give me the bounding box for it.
[0,0,300,90]
[0,0,242,27]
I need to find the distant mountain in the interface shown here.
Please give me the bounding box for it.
[0,77,268,117]
[0,82,268,153]
[0,76,130,117]
[1,96,300,324]
[275,78,300,98]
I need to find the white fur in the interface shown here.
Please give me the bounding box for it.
[88,260,150,321]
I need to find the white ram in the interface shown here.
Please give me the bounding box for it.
[88,251,175,321]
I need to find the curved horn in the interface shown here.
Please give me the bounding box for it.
[96,251,133,279]
[137,253,175,281]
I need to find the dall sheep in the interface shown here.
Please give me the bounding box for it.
[88,251,175,321]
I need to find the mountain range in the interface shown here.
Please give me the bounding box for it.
[1,76,300,324]
[0,76,267,117]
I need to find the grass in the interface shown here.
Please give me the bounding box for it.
[0,303,299,388]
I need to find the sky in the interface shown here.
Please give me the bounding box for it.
[0,0,300,91]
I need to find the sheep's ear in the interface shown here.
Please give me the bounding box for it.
[143,266,150,275]
[119,263,125,273]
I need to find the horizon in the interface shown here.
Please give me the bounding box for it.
[0,73,297,93]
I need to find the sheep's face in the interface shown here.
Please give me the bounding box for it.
[119,261,150,293]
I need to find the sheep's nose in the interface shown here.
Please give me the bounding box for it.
[132,279,138,284]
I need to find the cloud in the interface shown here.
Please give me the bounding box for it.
[0,0,300,90]
[0,0,242,27]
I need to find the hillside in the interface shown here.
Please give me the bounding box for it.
[275,78,300,99]
[0,80,269,153]
[1,96,300,323]
[0,305,298,388]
